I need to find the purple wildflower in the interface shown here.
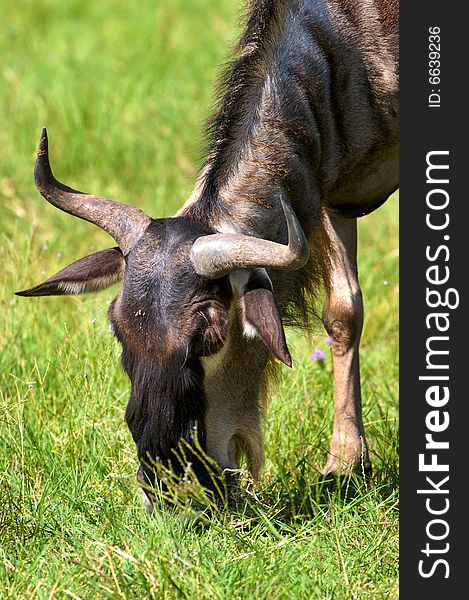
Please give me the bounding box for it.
[325,337,332,346]
[311,348,326,361]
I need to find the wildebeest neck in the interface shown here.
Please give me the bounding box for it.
[182,0,399,230]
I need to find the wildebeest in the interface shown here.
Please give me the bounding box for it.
[16,0,399,509]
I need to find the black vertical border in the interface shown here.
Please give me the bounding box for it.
[400,2,466,597]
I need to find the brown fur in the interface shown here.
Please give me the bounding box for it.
[182,0,398,329]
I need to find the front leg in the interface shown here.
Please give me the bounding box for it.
[322,212,371,477]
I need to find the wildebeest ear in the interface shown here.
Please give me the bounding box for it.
[15,247,125,297]
[236,269,292,367]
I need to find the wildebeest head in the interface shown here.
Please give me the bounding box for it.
[16,130,309,505]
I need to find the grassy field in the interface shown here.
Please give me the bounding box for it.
[0,1,399,598]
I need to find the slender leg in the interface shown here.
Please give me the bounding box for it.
[322,211,371,476]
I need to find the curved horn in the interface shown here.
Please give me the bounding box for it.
[34,128,151,254]
[190,196,310,279]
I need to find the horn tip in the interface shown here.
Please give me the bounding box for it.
[278,193,310,267]
[35,127,52,191]
[38,127,49,155]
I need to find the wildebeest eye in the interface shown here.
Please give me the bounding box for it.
[193,302,229,356]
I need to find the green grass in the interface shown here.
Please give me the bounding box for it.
[0,1,399,598]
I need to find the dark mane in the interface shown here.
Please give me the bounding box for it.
[200,0,287,201]
[191,0,330,335]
